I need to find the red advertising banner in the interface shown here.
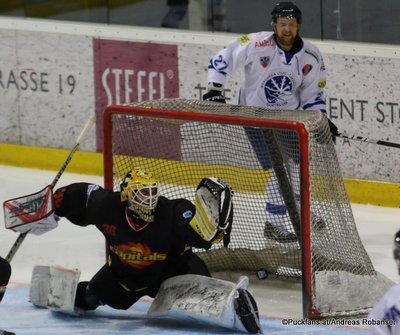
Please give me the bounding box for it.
[93,39,180,152]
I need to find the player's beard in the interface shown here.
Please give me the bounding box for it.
[278,34,296,51]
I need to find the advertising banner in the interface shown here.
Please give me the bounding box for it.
[93,39,180,153]
[0,30,95,150]
[0,19,399,183]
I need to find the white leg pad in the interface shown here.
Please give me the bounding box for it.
[29,265,81,315]
[148,274,260,333]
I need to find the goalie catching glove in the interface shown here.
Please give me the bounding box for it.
[190,177,233,247]
[3,185,59,236]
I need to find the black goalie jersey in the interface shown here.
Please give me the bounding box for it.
[53,183,211,291]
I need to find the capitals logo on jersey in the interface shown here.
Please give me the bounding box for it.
[260,72,295,106]
[110,242,167,269]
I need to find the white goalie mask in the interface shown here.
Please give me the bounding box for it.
[120,169,160,222]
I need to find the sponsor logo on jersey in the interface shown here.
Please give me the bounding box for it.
[302,64,313,75]
[237,34,252,46]
[255,40,273,48]
[318,79,326,89]
[259,56,270,68]
[261,72,295,106]
[110,242,167,269]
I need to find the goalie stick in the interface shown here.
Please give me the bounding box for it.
[4,115,96,263]
[337,133,400,149]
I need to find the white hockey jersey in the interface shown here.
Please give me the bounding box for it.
[207,31,327,113]
[368,283,400,335]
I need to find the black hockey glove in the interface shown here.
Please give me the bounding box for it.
[0,257,11,303]
[203,83,226,103]
[328,119,339,143]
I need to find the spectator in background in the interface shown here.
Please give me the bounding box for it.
[161,0,188,28]
[162,0,228,31]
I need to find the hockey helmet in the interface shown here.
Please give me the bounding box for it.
[120,168,160,222]
[394,229,400,275]
[271,2,302,24]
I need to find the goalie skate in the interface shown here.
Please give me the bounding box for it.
[234,289,262,334]
[29,265,81,315]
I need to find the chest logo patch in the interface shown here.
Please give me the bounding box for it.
[110,242,167,269]
[261,73,294,106]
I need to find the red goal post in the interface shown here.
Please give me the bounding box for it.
[102,99,392,319]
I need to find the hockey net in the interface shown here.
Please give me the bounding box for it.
[102,99,393,319]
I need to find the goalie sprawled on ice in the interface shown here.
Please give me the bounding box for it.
[4,168,262,334]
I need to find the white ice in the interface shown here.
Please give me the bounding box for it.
[0,165,398,334]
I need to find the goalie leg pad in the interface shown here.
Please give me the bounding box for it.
[148,274,261,333]
[29,265,81,315]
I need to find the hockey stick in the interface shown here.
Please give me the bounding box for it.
[4,115,96,262]
[337,133,400,149]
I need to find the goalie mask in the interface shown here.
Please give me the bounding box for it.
[120,169,160,222]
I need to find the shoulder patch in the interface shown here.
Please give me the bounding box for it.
[182,210,193,219]
[237,34,252,46]
[302,64,313,75]
[318,79,326,89]
[305,48,320,63]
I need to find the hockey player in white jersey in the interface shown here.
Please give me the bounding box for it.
[203,1,338,243]
[368,229,400,335]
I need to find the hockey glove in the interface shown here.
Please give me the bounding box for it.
[203,83,226,103]
[328,119,339,143]
[190,177,233,247]
[0,257,11,303]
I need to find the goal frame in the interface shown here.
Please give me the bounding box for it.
[103,104,315,318]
